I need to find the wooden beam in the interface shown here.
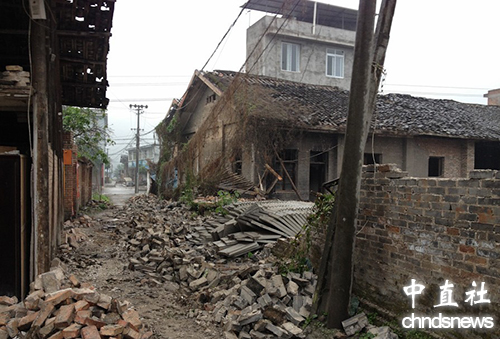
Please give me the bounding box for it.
[273,149,303,201]
[0,29,29,35]
[59,57,107,65]
[32,19,51,276]
[56,30,112,37]
[195,70,223,97]
[264,163,282,181]
[61,81,107,88]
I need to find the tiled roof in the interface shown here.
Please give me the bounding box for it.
[205,70,500,141]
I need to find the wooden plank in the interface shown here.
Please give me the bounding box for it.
[264,163,282,181]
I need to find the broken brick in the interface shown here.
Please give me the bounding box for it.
[62,323,82,338]
[100,324,124,336]
[45,289,73,306]
[81,325,101,339]
[122,309,142,330]
[18,311,40,331]
[55,304,75,329]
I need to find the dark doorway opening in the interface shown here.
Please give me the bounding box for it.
[310,151,327,199]
[364,153,382,165]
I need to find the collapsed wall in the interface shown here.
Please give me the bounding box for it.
[354,165,500,337]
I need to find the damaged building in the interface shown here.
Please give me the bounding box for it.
[158,0,500,199]
[158,69,500,199]
[0,0,114,298]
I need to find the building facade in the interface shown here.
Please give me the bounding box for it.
[245,1,357,89]
[158,70,500,201]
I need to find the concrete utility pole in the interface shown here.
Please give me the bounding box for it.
[130,104,147,193]
[313,0,397,329]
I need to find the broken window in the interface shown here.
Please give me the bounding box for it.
[275,149,298,191]
[428,157,444,177]
[363,153,382,165]
[206,94,217,104]
[281,42,300,72]
[475,141,500,170]
[326,48,344,78]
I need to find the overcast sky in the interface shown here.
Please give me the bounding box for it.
[105,0,500,165]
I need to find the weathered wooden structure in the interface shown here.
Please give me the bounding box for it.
[0,0,114,298]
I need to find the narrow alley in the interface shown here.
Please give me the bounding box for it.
[0,191,401,339]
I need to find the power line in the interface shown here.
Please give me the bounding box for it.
[108,75,191,78]
[111,82,189,87]
[384,83,491,91]
[383,90,486,98]
[109,98,175,102]
[201,3,248,71]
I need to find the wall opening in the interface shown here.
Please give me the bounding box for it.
[475,141,500,170]
[428,156,444,177]
[310,151,327,198]
[273,149,298,191]
[364,153,382,165]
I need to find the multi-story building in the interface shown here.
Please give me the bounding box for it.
[127,144,160,180]
[245,0,357,89]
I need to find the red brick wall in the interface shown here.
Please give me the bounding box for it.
[355,167,500,337]
[63,131,93,220]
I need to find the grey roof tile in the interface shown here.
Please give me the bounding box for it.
[205,70,500,141]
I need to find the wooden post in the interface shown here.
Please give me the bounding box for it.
[273,150,303,201]
[32,18,51,275]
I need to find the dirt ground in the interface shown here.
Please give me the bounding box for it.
[59,205,223,339]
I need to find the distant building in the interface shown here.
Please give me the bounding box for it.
[245,0,357,89]
[484,88,500,106]
[127,144,160,173]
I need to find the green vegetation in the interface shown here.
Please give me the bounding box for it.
[214,190,240,215]
[277,193,335,275]
[62,106,114,165]
[91,193,110,210]
[92,193,110,202]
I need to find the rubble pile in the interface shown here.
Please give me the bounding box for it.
[0,265,152,339]
[199,266,317,339]
[54,194,400,339]
[0,65,30,87]
[123,201,219,290]
[194,201,314,258]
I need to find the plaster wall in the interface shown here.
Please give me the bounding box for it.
[246,16,355,89]
[182,87,218,137]
[337,135,474,179]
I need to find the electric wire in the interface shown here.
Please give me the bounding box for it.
[201,3,248,71]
